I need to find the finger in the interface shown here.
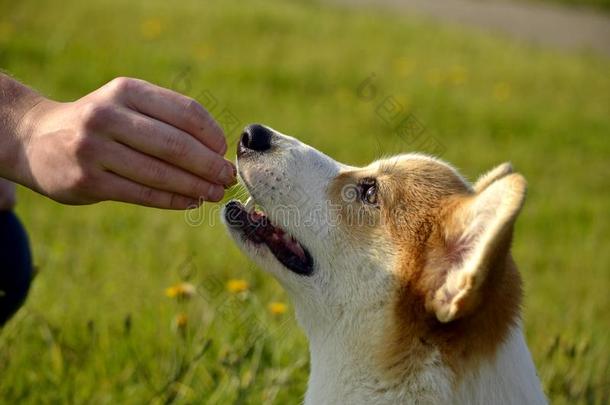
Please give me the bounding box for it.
[109,78,227,155]
[0,178,16,210]
[97,171,202,210]
[101,141,225,202]
[108,107,236,186]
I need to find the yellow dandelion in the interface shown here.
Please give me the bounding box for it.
[493,82,511,102]
[268,301,288,315]
[226,279,249,294]
[165,282,196,299]
[425,68,443,87]
[0,21,14,38]
[392,57,416,78]
[193,44,216,61]
[448,65,467,86]
[334,87,352,103]
[174,313,189,330]
[140,18,163,40]
[392,94,411,111]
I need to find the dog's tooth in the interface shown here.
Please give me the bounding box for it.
[244,197,254,212]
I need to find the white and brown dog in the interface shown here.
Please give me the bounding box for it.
[222,124,546,405]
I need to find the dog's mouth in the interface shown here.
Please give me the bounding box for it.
[224,199,314,276]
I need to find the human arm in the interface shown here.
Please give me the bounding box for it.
[0,74,235,209]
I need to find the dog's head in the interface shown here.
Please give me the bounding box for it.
[223,124,526,378]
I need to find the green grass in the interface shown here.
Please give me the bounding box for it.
[526,0,610,11]
[1,0,609,403]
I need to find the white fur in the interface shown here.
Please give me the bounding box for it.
[453,326,547,405]
[306,325,546,405]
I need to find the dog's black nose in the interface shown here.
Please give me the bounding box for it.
[240,124,272,152]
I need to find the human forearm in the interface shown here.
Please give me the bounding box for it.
[0,74,46,183]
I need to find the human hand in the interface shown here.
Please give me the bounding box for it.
[13,77,235,209]
[0,178,16,211]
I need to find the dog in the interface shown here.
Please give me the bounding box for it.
[222,124,547,405]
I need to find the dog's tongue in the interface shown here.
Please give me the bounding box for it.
[271,228,307,261]
[250,210,307,261]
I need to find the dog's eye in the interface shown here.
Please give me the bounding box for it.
[360,179,378,205]
[364,186,377,205]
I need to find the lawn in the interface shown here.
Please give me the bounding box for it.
[528,0,610,10]
[1,0,609,403]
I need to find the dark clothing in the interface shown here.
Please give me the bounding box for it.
[0,211,32,326]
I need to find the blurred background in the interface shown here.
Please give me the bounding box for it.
[0,0,608,403]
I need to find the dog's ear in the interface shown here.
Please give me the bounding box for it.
[473,162,513,193]
[427,171,526,323]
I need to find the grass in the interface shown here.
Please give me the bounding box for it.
[522,0,610,11]
[526,0,610,11]
[1,0,609,403]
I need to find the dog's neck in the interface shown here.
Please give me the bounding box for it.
[452,326,547,405]
[303,323,546,405]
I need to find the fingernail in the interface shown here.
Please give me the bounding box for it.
[219,163,237,185]
[208,185,224,202]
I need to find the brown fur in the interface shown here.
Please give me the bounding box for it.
[328,155,523,385]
